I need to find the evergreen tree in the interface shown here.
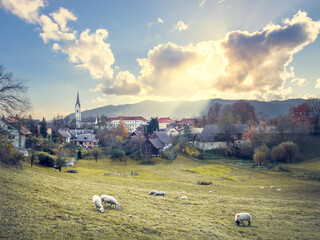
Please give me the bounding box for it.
[145,117,159,136]
[40,117,47,138]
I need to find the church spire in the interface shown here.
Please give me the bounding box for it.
[75,91,81,107]
[75,91,81,129]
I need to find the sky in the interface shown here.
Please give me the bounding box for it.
[0,0,320,120]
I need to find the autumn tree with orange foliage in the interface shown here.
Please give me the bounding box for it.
[115,119,129,139]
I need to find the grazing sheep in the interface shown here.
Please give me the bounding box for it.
[271,186,275,189]
[148,190,157,196]
[235,213,251,226]
[180,196,187,200]
[92,195,104,213]
[100,195,120,210]
[277,189,282,191]
[260,187,264,189]
[182,191,186,194]
[209,190,214,193]
[154,191,165,196]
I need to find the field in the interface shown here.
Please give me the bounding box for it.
[0,155,320,239]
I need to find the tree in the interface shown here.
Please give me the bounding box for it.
[111,149,126,163]
[280,141,299,163]
[0,65,30,117]
[115,119,129,139]
[253,144,269,166]
[306,98,320,135]
[232,101,257,124]
[145,117,159,136]
[182,124,193,142]
[40,117,47,138]
[218,105,235,145]
[91,147,102,162]
[25,135,41,167]
[271,145,286,164]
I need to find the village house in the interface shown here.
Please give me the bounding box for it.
[0,117,31,155]
[158,117,176,130]
[108,116,147,132]
[143,131,173,156]
[194,124,250,150]
[164,126,180,137]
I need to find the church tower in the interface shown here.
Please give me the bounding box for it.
[75,91,81,129]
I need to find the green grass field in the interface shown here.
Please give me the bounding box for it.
[1,155,320,239]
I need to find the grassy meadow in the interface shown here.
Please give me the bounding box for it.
[0,155,320,239]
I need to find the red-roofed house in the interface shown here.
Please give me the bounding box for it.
[158,117,175,130]
[178,118,195,126]
[108,116,147,132]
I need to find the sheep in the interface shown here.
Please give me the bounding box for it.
[277,189,282,191]
[92,195,104,213]
[154,191,165,196]
[180,196,187,200]
[181,191,186,194]
[148,190,157,196]
[271,186,275,189]
[100,195,120,210]
[235,213,251,226]
[260,187,264,189]
[209,190,214,193]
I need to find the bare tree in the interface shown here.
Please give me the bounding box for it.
[0,65,30,117]
[306,97,320,135]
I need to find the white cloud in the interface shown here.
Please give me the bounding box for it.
[174,21,189,31]
[90,83,104,92]
[103,71,141,95]
[316,79,320,89]
[102,11,320,101]
[53,28,115,79]
[0,0,47,23]
[291,77,306,86]
[157,18,163,24]
[50,7,76,32]
[199,0,207,7]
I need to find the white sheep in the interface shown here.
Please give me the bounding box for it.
[180,196,187,200]
[154,191,165,196]
[277,189,282,191]
[181,191,186,194]
[100,195,120,210]
[148,190,157,196]
[235,213,252,226]
[209,190,214,193]
[92,195,104,213]
[271,186,275,189]
[260,187,264,189]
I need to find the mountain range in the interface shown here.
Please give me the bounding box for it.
[67,98,305,120]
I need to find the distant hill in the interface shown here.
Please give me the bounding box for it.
[67,98,305,120]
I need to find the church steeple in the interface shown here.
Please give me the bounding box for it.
[75,91,81,129]
[75,91,81,108]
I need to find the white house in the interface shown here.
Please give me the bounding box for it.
[0,117,30,155]
[108,116,147,132]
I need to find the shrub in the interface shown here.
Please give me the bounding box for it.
[111,149,126,162]
[66,169,78,173]
[271,145,286,163]
[55,155,67,171]
[280,141,299,163]
[197,180,212,185]
[253,144,269,166]
[175,142,199,157]
[38,153,54,167]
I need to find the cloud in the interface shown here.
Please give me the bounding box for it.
[50,7,77,32]
[103,11,319,101]
[199,0,207,7]
[174,21,189,31]
[316,79,320,89]
[53,28,115,79]
[157,18,164,24]
[103,71,141,95]
[214,11,320,98]
[291,77,306,86]
[39,9,77,43]
[0,0,46,23]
